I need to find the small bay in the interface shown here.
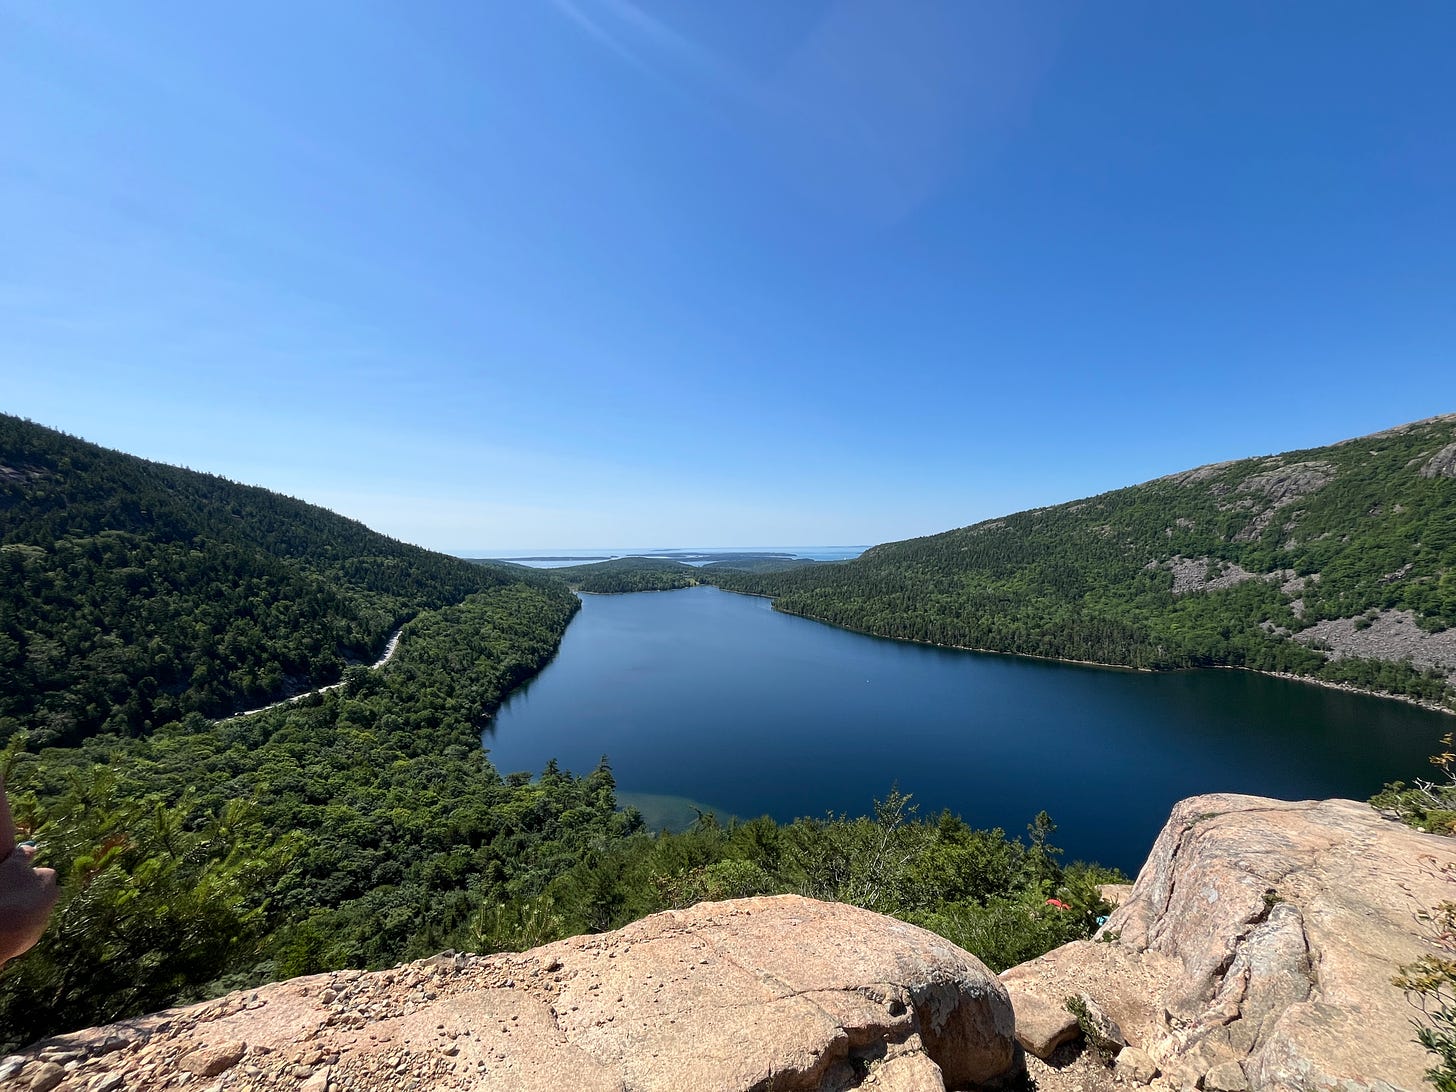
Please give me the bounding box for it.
[484,585,1450,873]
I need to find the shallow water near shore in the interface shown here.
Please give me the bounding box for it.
[484,586,1450,873]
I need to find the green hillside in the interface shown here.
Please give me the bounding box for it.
[710,415,1456,710]
[0,415,548,745]
[0,579,624,1049]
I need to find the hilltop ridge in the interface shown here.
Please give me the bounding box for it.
[0,415,546,745]
[710,415,1456,710]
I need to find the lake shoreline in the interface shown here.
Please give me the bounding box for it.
[1232,667,1456,719]
[486,584,1452,874]
[730,591,1456,719]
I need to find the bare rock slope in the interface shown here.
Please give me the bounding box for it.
[1002,794,1454,1092]
[0,896,1017,1092]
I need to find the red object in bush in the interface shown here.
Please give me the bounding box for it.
[1045,898,1069,910]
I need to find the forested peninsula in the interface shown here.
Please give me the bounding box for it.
[0,417,1115,1050]
[537,556,701,594]
[702,415,1456,712]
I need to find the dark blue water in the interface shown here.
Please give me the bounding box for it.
[484,586,1451,873]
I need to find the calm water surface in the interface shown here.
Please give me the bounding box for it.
[484,586,1451,872]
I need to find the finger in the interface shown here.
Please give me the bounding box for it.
[16,843,37,862]
[33,868,59,920]
[0,782,15,860]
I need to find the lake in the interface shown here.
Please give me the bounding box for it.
[483,585,1451,873]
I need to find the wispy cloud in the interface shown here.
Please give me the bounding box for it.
[548,0,654,76]
[545,0,1058,226]
[548,0,767,110]
[599,0,766,105]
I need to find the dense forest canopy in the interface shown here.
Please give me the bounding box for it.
[525,553,828,593]
[708,416,1456,710]
[0,415,552,745]
[537,556,702,593]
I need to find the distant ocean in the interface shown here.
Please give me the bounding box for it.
[471,546,866,569]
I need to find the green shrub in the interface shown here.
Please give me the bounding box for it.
[1373,735,1456,832]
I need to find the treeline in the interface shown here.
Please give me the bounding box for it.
[707,418,1456,708]
[541,794,1120,976]
[0,415,545,746]
[546,556,701,593]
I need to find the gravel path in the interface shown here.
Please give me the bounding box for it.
[224,625,406,721]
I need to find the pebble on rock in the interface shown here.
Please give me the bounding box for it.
[176,1041,247,1078]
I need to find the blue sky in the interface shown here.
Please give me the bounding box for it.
[3,2,1452,552]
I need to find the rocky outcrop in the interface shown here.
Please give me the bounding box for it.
[1189,459,1339,542]
[1002,794,1455,1091]
[0,895,1017,1092]
[1239,462,1336,507]
[1419,441,1456,479]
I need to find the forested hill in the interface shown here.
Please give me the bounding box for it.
[543,556,701,593]
[0,415,552,745]
[519,554,829,594]
[709,415,1456,710]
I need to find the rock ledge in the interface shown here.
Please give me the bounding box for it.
[2,895,1017,1092]
[1002,794,1455,1092]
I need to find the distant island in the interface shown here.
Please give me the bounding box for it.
[475,548,862,567]
[472,549,862,592]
